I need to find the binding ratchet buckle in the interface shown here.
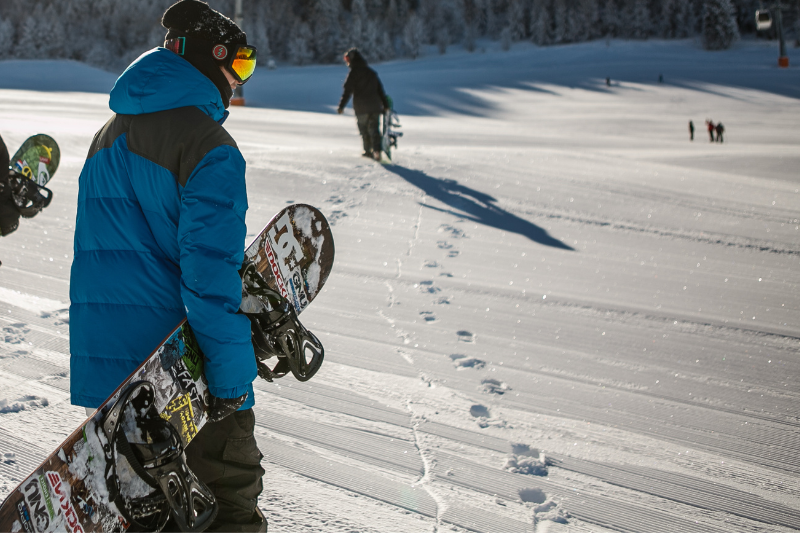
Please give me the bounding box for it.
[239,260,324,382]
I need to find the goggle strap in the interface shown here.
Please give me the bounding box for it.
[165,37,185,56]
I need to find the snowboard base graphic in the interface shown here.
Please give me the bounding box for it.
[10,134,60,188]
[0,204,334,533]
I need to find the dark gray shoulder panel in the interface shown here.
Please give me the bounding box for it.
[87,114,132,160]
[127,106,237,187]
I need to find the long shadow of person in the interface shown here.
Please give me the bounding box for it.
[384,165,574,251]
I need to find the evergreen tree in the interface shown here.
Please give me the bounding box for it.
[530,0,552,45]
[311,0,342,63]
[702,0,739,49]
[675,0,694,37]
[579,0,601,40]
[350,0,368,49]
[552,0,568,42]
[601,0,620,37]
[631,0,651,38]
[403,13,425,58]
[288,22,314,65]
[508,0,527,40]
[463,0,481,50]
[0,16,14,58]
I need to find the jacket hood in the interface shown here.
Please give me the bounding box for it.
[109,47,226,122]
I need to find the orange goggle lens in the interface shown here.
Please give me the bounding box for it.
[230,47,257,82]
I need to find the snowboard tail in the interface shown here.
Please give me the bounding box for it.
[7,134,60,221]
[10,134,60,187]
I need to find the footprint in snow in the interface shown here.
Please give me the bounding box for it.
[41,309,69,325]
[448,250,460,258]
[449,354,486,369]
[423,260,439,268]
[482,378,510,395]
[0,395,49,414]
[505,454,548,476]
[327,194,345,205]
[437,240,453,250]
[328,210,348,225]
[470,404,490,418]
[531,499,569,525]
[439,272,453,278]
[3,324,30,344]
[519,488,547,504]
[419,311,437,322]
[436,296,451,305]
[438,224,467,239]
[456,330,474,343]
[418,281,441,294]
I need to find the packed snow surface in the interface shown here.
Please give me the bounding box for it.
[1,39,799,532]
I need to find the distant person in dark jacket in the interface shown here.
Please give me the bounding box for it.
[715,122,724,143]
[337,48,389,161]
[688,120,694,141]
[706,119,715,142]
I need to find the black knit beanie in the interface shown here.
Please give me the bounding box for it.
[162,0,247,108]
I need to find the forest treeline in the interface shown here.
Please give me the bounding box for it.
[0,0,797,71]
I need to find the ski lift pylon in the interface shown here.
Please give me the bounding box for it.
[755,10,772,30]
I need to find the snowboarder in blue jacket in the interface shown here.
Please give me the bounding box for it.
[70,1,265,530]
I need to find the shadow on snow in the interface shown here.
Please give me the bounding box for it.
[385,164,574,251]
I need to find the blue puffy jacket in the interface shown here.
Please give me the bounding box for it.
[70,48,256,409]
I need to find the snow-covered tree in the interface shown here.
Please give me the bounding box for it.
[15,16,42,59]
[288,22,314,65]
[630,0,651,39]
[552,0,568,42]
[702,0,739,50]
[579,0,601,40]
[601,0,621,37]
[530,0,552,45]
[508,0,527,40]
[311,0,341,63]
[349,0,368,50]
[403,13,425,58]
[0,16,14,58]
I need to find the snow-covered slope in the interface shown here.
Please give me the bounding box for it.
[1,39,799,532]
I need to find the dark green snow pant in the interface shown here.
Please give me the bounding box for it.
[184,408,267,532]
[356,113,381,154]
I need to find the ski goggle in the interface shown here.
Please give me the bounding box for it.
[224,45,257,84]
[165,38,257,84]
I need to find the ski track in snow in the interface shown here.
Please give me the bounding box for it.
[2,39,800,532]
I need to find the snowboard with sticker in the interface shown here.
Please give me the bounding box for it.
[0,204,334,533]
[380,95,402,162]
[7,134,59,219]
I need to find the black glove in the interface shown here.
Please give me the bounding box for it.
[336,107,344,115]
[206,391,248,423]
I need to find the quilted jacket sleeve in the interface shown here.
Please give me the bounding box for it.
[178,143,256,401]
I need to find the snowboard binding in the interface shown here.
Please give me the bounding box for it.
[98,381,217,532]
[240,260,325,382]
[8,170,53,218]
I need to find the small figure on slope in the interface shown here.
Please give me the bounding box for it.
[715,122,725,143]
[337,47,390,161]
